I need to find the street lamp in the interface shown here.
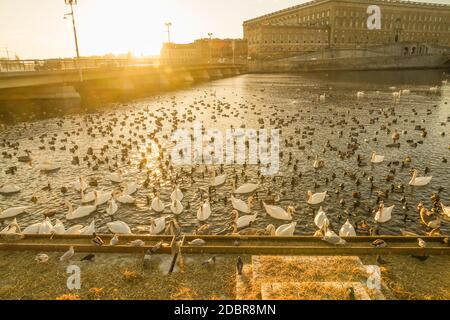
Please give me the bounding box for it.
[208,33,213,64]
[64,0,82,81]
[165,22,172,43]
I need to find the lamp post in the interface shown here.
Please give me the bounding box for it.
[165,22,172,43]
[64,0,82,81]
[208,32,213,64]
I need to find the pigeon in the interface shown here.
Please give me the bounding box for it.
[60,246,74,262]
[236,256,244,275]
[188,239,206,246]
[35,253,49,263]
[418,238,426,248]
[372,239,387,248]
[202,256,216,266]
[91,233,104,246]
[81,253,95,262]
[110,234,119,246]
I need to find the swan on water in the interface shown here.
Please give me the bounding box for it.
[65,224,84,235]
[108,169,123,183]
[149,217,166,235]
[197,200,212,221]
[262,203,294,221]
[0,206,29,220]
[233,210,257,229]
[170,199,183,215]
[95,190,112,206]
[0,218,21,234]
[123,182,138,196]
[233,181,259,194]
[269,221,297,236]
[210,171,227,187]
[371,151,385,164]
[339,219,356,237]
[374,202,394,223]
[323,229,347,246]
[81,189,96,204]
[409,169,432,186]
[441,202,450,219]
[23,222,42,234]
[36,160,61,173]
[314,207,329,229]
[53,219,66,234]
[356,91,365,99]
[115,192,135,204]
[0,184,21,195]
[65,195,97,221]
[307,191,327,205]
[170,185,184,201]
[106,198,118,216]
[151,193,165,212]
[107,221,132,234]
[231,196,252,214]
[80,219,96,235]
[72,177,87,192]
[38,217,55,234]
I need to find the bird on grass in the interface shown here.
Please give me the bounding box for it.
[91,232,104,246]
[376,255,388,265]
[35,253,49,263]
[236,256,244,275]
[143,250,153,269]
[81,253,95,262]
[60,246,74,262]
[202,256,216,266]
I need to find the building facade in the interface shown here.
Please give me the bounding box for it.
[161,39,248,65]
[243,0,450,60]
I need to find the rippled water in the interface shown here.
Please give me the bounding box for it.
[0,70,449,235]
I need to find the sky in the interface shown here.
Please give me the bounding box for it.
[0,0,447,59]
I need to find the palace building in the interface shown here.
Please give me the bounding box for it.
[243,0,450,60]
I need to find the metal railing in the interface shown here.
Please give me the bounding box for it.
[0,58,159,73]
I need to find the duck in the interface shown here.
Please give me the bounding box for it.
[107,169,123,183]
[106,198,118,216]
[233,209,257,229]
[307,191,327,205]
[149,217,166,235]
[231,195,253,214]
[170,199,184,215]
[370,151,385,164]
[197,200,212,221]
[107,221,132,234]
[269,221,297,236]
[409,169,432,187]
[65,196,97,221]
[91,232,104,246]
[0,206,29,220]
[262,203,294,221]
[0,184,21,195]
[339,219,356,237]
[314,207,329,229]
[170,185,183,201]
[374,202,394,223]
[151,193,165,212]
[233,181,259,194]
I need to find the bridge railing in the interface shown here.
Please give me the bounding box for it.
[0,58,159,73]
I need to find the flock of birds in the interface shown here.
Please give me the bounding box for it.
[0,73,449,267]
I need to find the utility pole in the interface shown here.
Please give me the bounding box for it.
[208,33,213,64]
[64,0,83,82]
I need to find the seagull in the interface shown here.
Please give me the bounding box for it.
[35,253,49,263]
[60,246,74,262]
[202,256,216,266]
[110,234,119,246]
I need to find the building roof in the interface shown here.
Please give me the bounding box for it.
[243,0,450,25]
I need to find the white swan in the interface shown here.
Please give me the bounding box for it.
[95,190,112,206]
[210,171,227,187]
[356,91,365,99]
[233,210,257,229]
[319,93,326,103]
[339,219,356,237]
[197,200,212,221]
[151,193,165,212]
[65,197,97,221]
[233,181,259,194]
[23,222,42,234]
[374,203,394,223]
[371,151,385,164]
[149,217,166,235]
[107,221,131,234]
[81,189,96,204]
[0,206,29,220]
[80,219,96,235]
[123,182,138,195]
[53,219,66,234]
[65,224,84,235]
[314,207,329,229]
[263,203,294,221]
[36,160,61,173]
[170,186,184,201]
[72,177,87,192]
[115,192,135,204]
[273,222,297,236]
[106,199,118,216]
[313,155,323,169]
[231,196,252,214]
[38,217,55,234]
[409,169,432,186]
[108,169,123,183]
[170,199,183,215]
[0,184,21,195]
[441,202,450,219]
[0,218,21,234]
[307,191,327,205]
